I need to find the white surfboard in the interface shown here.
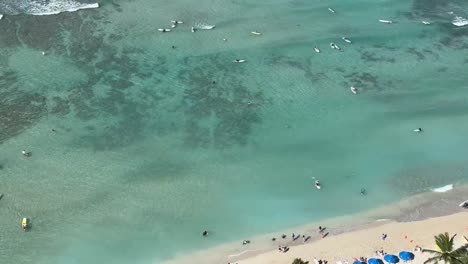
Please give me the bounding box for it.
[233,59,246,63]
[328,8,336,13]
[342,37,352,43]
[379,19,393,24]
[251,31,262,35]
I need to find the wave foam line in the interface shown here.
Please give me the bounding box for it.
[432,184,453,193]
[228,249,261,258]
[27,2,99,16]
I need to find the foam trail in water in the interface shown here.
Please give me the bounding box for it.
[0,0,98,16]
[432,184,453,193]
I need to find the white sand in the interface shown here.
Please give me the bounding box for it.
[238,213,468,264]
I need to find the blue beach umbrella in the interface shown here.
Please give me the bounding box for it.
[368,258,384,264]
[399,251,415,262]
[353,261,366,264]
[384,255,399,264]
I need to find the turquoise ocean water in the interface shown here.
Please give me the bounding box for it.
[1,0,468,263]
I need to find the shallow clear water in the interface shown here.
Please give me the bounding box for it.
[1,0,468,263]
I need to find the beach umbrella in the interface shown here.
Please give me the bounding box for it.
[353,261,366,264]
[384,255,399,264]
[398,251,414,262]
[368,258,384,264]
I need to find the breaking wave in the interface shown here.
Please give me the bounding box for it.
[0,0,98,16]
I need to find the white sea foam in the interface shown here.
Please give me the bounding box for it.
[432,184,453,193]
[27,2,99,16]
[228,249,261,258]
[0,0,98,16]
[452,16,468,27]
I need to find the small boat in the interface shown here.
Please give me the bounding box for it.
[341,37,352,43]
[328,8,336,14]
[251,31,262,35]
[171,20,183,24]
[413,128,422,133]
[158,28,171,32]
[21,218,28,231]
[191,27,196,33]
[379,19,393,24]
[452,16,468,27]
[459,200,468,208]
[233,59,246,63]
[350,86,358,94]
[315,180,321,190]
[421,20,431,25]
[314,46,320,53]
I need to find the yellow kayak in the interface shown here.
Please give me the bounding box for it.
[21,218,28,230]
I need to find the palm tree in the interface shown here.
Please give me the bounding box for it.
[292,258,309,264]
[422,233,468,264]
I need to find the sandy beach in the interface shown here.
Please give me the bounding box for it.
[237,212,468,264]
[163,186,468,264]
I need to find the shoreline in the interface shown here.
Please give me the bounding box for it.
[162,184,468,264]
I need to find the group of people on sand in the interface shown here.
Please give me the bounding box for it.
[375,249,387,256]
[314,257,329,264]
[278,245,290,253]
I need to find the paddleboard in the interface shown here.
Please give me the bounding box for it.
[379,19,393,24]
[328,8,336,13]
[233,59,246,63]
[251,31,262,35]
[342,37,352,43]
[158,28,171,32]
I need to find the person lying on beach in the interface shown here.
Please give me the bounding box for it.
[281,234,287,239]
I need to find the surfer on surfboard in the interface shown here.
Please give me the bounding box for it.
[315,180,321,189]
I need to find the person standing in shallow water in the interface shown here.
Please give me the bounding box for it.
[202,230,208,237]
